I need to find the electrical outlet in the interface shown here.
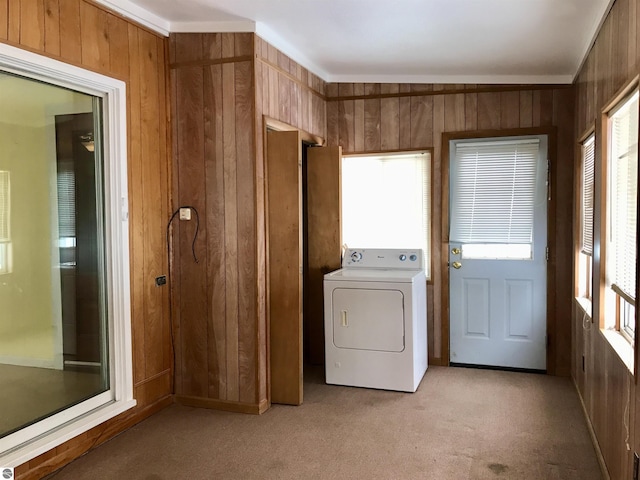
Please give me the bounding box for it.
[633,452,639,480]
[179,208,191,221]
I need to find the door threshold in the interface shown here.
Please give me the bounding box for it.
[449,362,546,375]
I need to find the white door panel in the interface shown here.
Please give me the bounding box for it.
[449,136,547,370]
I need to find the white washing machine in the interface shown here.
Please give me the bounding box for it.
[324,248,427,392]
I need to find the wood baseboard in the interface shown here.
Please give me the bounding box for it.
[572,377,611,480]
[174,395,269,415]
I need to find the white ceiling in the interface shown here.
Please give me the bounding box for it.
[96,0,613,84]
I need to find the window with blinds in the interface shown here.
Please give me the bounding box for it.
[581,135,595,256]
[341,152,431,278]
[57,165,76,248]
[449,139,540,259]
[607,90,638,338]
[0,170,9,274]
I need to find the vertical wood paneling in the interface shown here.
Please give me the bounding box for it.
[0,0,7,40]
[19,0,44,50]
[7,0,19,42]
[139,30,164,378]
[58,0,81,63]
[79,2,109,71]
[3,1,172,477]
[204,62,225,400]
[222,61,240,402]
[364,84,381,151]
[380,84,400,150]
[127,24,145,387]
[235,60,257,404]
[107,14,129,79]
[477,91,501,130]
[43,0,60,55]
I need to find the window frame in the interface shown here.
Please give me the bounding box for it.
[0,42,134,467]
[603,87,638,346]
[578,132,595,301]
[340,150,432,279]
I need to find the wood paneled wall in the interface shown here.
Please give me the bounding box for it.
[0,0,172,478]
[169,34,325,412]
[326,84,575,374]
[573,0,640,478]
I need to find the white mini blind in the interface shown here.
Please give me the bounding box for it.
[581,135,595,256]
[0,171,9,242]
[342,152,431,278]
[57,167,76,238]
[609,91,638,303]
[450,139,540,244]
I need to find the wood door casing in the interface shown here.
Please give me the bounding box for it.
[267,130,303,405]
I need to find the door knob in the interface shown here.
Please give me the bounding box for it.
[452,261,462,269]
[451,247,461,255]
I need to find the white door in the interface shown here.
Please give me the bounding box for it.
[449,136,547,370]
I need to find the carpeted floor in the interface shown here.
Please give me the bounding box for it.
[48,366,602,480]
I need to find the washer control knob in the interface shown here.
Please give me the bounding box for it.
[410,254,418,261]
[351,251,363,262]
[399,254,407,261]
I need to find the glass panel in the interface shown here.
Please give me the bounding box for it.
[461,243,533,260]
[0,71,108,439]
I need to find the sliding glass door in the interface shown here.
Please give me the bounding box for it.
[0,72,108,439]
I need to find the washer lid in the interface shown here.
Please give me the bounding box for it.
[324,268,424,283]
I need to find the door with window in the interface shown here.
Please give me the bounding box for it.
[449,137,548,370]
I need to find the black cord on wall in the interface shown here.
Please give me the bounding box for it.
[165,206,200,393]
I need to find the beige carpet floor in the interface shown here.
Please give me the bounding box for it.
[48,366,602,480]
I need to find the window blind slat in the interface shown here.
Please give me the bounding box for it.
[450,140,540,244]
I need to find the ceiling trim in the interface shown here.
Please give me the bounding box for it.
[93,0,170,35]
[170,20,256,33]
[327,74,574,85]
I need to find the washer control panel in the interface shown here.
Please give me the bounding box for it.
[343,248,423,269]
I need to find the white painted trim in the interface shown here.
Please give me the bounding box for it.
[255,23,329,81]
[90,0,170,36]
[170,20,256,33]
[326,74,574,85]
[0,43,134,465]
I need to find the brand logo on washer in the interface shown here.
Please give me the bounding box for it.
[2,468,14,479]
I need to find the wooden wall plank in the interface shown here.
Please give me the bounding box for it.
[127,24,145,386]
[399,84,412,149]
[79,1,109,71]
[7,0,19,43]
[338,83,354,152]
[477,91,501,130]
[235,60,257,404]
[222,61,240,402]
[0,0,7,40]
[58,0,81,63]
[43,0,60,56]
[354,83,365,152]
[139,30,164,378]
[19,0,44,50]
[380,84,400,150]
[204,62,225,399]
[107,14,129,79]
